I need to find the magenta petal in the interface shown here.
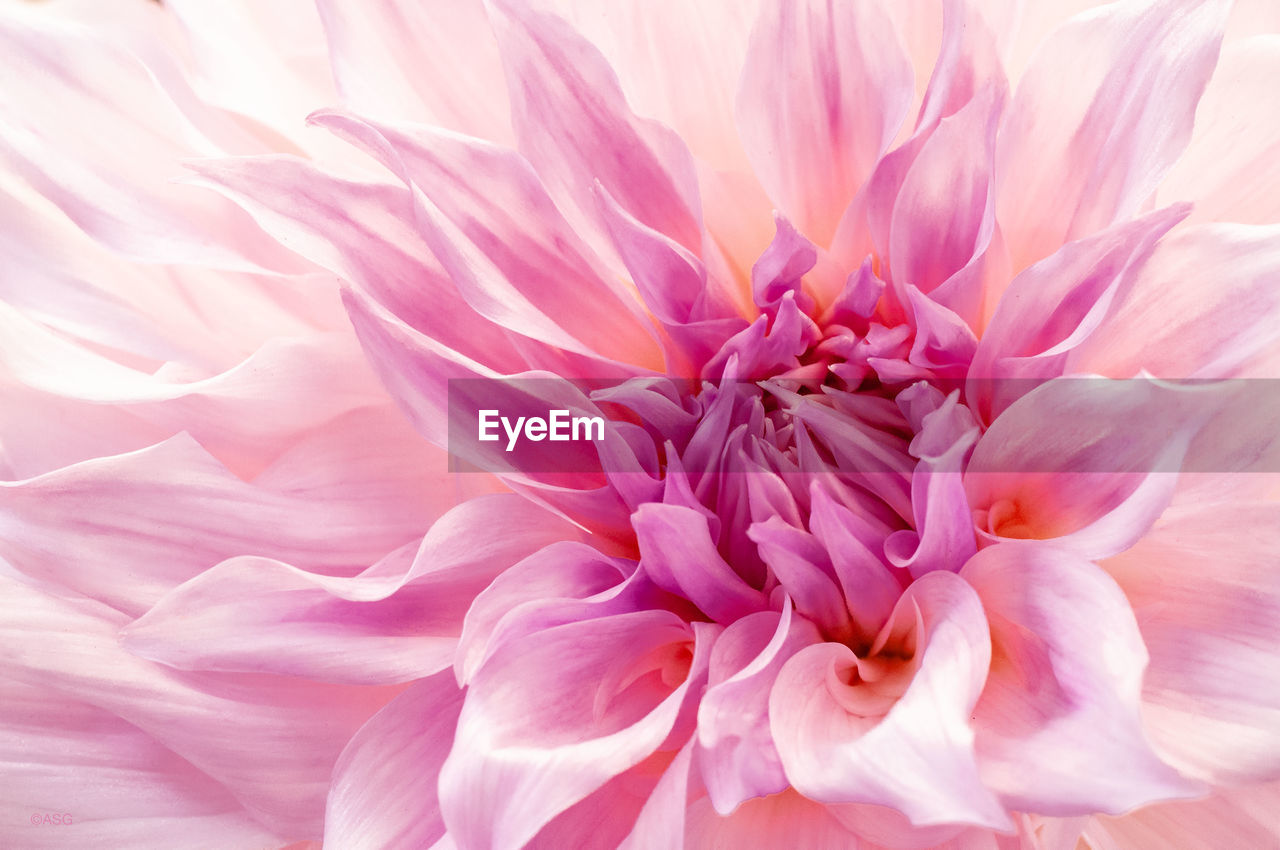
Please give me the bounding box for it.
[808,483,902,641]
[634,502,770,624]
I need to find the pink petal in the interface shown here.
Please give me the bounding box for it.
[0,432,453,615]
[185,154,530,376]
[1083,781,1280,849]
[455,540,632,685]
[770,571,1009,830]
[0,678,283,849]
[438,612,716,849]
[962,543,1203,815]
[747,518,851,638]
[737,0,913,246]
[618,742,696,849]
[322,671,464,850]
[888,83,1003,321]
[594,182,748,370]
[808,483,903,642]
[547,0,761,174]
[0,8,304,272]
[885,428,978,579]
[697,605,822,814]
[634,502,770,624]
[315,0,511,140]
[308,111,662,369]
[1104,502,1280,783]
[1157,36,1280,225]
[1070,222,1280,379]
[684,790,865,849]
[968,205,1188,419]
[486,0,703,253]
[965,379,1205,560]
[162,0,337,138]
[996,0,1230,270]
[525,749,677,850]
[122,495,569,685]
[0,577,395,838]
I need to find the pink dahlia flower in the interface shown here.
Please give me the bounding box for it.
[3,0,1280,848]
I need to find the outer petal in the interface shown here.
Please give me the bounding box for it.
[162,0,337,138]
[0,678,282,849]
[963,544,1203,815]
[487,0,703,253]
[316,0,511,140]
[184,154,530,376]
[121,495,568,685]
[684,790,865,849]
[322,671,465,850]
[547,0,761,173]
[0,577,394,838]
[455,540,633,685]
[968,205,1188,415]
[308,111,662,369]
[1069,223,1280,379]
[737,0,913,246]
[0,7,304,271]
[888,83,1003,319]
[770,571,1010,830]
[0,432,446,615]
[1082,782,1280,849]
[438,612,716,850]
[1103,502,1280,783]
[996,0,1230,270]
[964,378,1204,560]
[1157,36,1280,225]
[618,742,696,850]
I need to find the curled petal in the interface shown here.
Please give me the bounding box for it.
[438,612,717,849]
[770,571,1009,830]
